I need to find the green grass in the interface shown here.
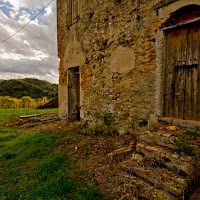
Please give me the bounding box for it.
[0,127,104,200]
[0,108,58,122]
[185,126,199,137]
[174,137,195,156]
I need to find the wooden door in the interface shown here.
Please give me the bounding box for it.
[164,22,200,120]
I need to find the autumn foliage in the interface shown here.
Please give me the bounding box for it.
[0,96,48,109]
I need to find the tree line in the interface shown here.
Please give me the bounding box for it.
[0,96,48,109]
[0,78,58,99]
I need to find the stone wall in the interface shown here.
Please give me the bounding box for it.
[57,0,193,124]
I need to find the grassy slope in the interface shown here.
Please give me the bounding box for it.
[0,108,58,122]
[0,109,136,200]
[0,126,104,200]
[0,78,58,99]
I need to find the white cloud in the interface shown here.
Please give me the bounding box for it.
[9,10,18,18]
[2,0,51,11]
[18,10,31,24]
[3,0,20,11]
[0,72,59,84]
[0,0,59,83]
[44,5,52,16]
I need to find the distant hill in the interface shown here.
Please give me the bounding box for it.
[0,78,58,99]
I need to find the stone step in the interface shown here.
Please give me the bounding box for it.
[107,142,135,161]
[120,158,189,197]
[140,130,200,151]
[160,117,200,128]
[139,131,177,149]
[136,142,198,176]
[123,174,178,199]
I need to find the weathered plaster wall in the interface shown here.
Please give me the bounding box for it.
[109,46,136,73]
[58,84,68,119]
[63,25,86,69]
[57,0,190,123]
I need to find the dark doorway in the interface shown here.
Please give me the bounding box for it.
[68,67,80,120]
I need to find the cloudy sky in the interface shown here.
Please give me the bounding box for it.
[0,0,59,83]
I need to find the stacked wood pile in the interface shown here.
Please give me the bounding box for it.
[37,97,58,109]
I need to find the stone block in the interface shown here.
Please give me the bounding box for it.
[108,147,133,161]
[136,142,197,175]
[131,153,144,163]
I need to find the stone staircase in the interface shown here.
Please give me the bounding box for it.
[120,159,187,199]
[108,123,200,199]
[136,131,200,177]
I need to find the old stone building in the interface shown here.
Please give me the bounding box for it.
[57,1,200,198]
[57,0,200,124]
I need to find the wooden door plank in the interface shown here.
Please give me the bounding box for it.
[191,23,199,65]
[181,27,188,66]
[177,28,187,119]
[176,28,184,66]
[191,66,198,120]
[174,67,178,118]
[197,24,200,120]
[175,67,185,119]
[184,67,192,119]
[198,64,200,121]
[187,26,193,66]
[174,67,180,118]
[188,23,200,120]
[178,67,185,119]
[164,31,172,117]
[191,24,199,120]
[168,30,178,117]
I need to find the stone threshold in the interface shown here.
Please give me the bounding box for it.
[160,117,200,128]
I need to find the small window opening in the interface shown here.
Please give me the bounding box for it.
[66,0,78,28]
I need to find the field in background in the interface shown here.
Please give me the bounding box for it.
[0,108,58,122]
[0,96,48,109]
